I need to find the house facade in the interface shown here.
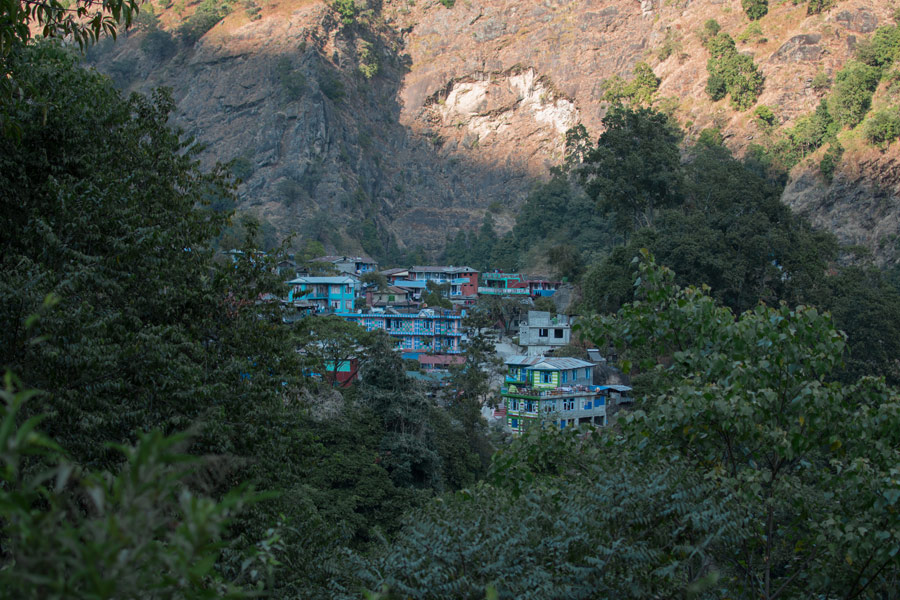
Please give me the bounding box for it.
[519,311,574,355]
[336,309,463,357]
[311,255,378,275]
[367,285,417,309]
[478,272,562,298]
[287,276,360,312]
[501,355,607,435]
[407,266,479,300]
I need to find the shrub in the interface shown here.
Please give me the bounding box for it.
[864,108,900,148]
[806,0,835,16]
[811,70,830,92]
[855,25,900,69]
[357,40,379,79]
[230,155,255,181]
[754,104,776,127]
[737,21,764,43]
[705,33,765,110]
[829,60,881,126]
[699,19,721,46]
[602,62,660,106]
[440,0,455,7]
[819,142,843,181]
[331,0,358,25]
[319,71,345,102]
[656,27,683,61]
[141,27,177,61]
[243,0,261,20]
[742,0,768,21]
[178,0,228,45]
[274,56,306,100]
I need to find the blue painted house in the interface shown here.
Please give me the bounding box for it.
[286,276,360,312]
[501,355,607,435]
[336,309,463,358]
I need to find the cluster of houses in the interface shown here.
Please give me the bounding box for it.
[249,251,630,434]
[282,255,562,358]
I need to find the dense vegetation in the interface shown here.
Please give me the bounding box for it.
[3,3,900,598]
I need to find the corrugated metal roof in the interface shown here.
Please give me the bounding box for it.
[410,265,478,274]
[286,276,358,285]
[392,280,427,288]
[505,355,595,369]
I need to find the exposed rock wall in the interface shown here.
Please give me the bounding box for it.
[88,0,900,264]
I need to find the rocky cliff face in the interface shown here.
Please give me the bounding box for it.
[88,0,900,264]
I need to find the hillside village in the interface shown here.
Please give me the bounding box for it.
[268,252,632,433]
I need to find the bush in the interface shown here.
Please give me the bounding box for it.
[819,142,843,181]
[705,33,765,110]
[742,0,768,21]
[331,0,358,25]
[440,0,455,7]
[602,61,660,106]
[737,21,764,43]
[829,60,881,126]
[141,27,177,62]
[812,70,830,92]
[357,40,379,79]
[319,71,345,102]
[178,0,228,45]
[754,104,776,127]
[864,108,900,148]
[656,27,683,61]
[855,25,900,69]
[699,19,721,46]
[806,0,835,16]
[274,56,306,100]
[230,155,255,181]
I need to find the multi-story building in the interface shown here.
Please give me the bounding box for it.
[519,311,574,355]
[407,266,479,299]
[501,355,607,435]
[336,309,463,358]
[310,255,378,275]
[477,272,562,298]
[286,276,360,312]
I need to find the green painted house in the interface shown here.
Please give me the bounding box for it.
[501,355,606,435]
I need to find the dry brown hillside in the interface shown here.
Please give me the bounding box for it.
[86,0,900,264]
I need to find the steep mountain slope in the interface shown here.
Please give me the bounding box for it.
[87,0,900,264]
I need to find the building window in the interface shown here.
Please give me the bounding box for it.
[538,328,548,337]
[585,368,591,379]
[540,372,552,384]
[510,418,518,429]
[563,399,574,411]
[554,329,564,338]
[561,371,567,383]
[543,401,555,413]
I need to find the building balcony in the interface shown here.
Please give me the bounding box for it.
[477,287,529,296]
[501,386,600,399]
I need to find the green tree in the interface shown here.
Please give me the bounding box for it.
[864,107,900,148]
[422,280,452,309]
[741,0,768,20]
[705,33,765,110]
[476,295,530,336]
[1,379,257,598]
[580,253,900,598]
[578,105,683,235]
[294,315,378,387]
[829,60,881,127]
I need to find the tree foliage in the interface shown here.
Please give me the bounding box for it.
[579,253,900,598]
[577,105,683,235]
[705,33,765,110]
